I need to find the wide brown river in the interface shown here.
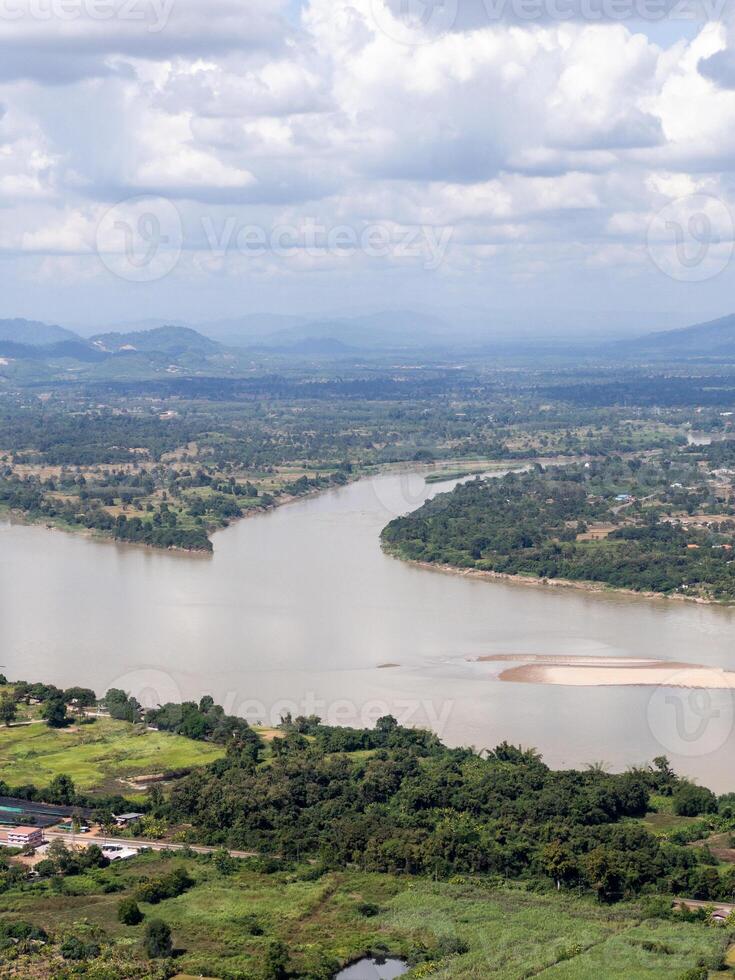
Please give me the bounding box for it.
[2,470,734,790]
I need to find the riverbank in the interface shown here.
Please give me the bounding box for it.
[0,455,581,556]
[0,478,350,556]
[383,549,731,607]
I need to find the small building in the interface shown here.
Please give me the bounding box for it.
[113,812,144,828]
[2,826,44,849]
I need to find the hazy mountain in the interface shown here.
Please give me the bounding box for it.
[90,325,221,356]
[72,318,184,338]
[628,313,735,355]
[0,318,78,347]
[251,337,358,356]
[199,314,309,346]
[267,310,451,349]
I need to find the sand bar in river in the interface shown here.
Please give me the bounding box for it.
[470,655,735,689]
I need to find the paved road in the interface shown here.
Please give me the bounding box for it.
[44,830,257,859]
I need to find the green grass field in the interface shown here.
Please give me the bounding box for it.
[0,854,730,978]
[0,717,224,795]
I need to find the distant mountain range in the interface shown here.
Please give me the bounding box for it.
[0,321,229,381]
[626,313,735,356]
[90,325,220,356]
[0,318,77,347]
[2,311,735,378]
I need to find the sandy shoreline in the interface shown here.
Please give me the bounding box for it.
[387,553,729,607]
[468,654,735,689]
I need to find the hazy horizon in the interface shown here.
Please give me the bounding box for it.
[2,305,728,344]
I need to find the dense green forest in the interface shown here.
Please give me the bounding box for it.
[162,715,735,906]
[381,453,735,600]
[3,681,735,976]
[3,681,733,907]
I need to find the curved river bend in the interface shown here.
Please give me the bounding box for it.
[1,470,734,790]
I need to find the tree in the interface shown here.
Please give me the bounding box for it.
[41,696,68,728]
[584,846,626,903]
[118,897,143,926]
[144,919,172,958]
[213,848,235,876]
[48,773,75,805]
[376,715,398,733]
[264,939,289,980]
[541,841,579,890]
[63,687,97,708]
[0,696,17,727]
[673,782,718,817]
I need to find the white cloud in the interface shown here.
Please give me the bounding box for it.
[0,0,734,313]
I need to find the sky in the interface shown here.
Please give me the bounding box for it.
[1,0,735,334]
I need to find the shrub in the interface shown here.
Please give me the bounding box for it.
[673,783,718,817]
[135,867,194,904]
[213,848,235,875]
[265,939,289,979]
[118,897,143,925]
[435,935,470,957]
[144,919,172,959]
[60,936,101,960]
[240,914,263,936]
[357,901,380,917]
[0,921,47,943]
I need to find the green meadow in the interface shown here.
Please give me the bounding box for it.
[0,718,224,795]
[0,853,730,978]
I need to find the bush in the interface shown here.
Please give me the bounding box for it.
[118,897,143,925]
[434,935,470,957]
[264,939,289,980]
[0,921,47,943]
[673,783,718,817]
[60,936,101,960]
[640,896,673,920]
[357,901,380,917]
[213,848,235,875]
[144,919,172,959]
[240,914,263,936]
[135,867,194,905]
